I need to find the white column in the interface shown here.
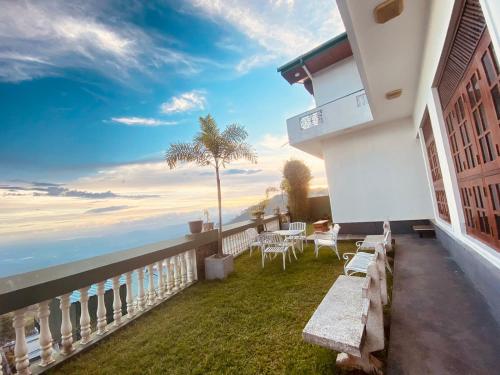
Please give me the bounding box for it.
[96,281,107,335]
[185,251,193,283]
[112,276,122,326]
[147,264,155,306]
[191,249,198,281]
[59,293,74,355]
[179,254,187,287]
[136,268,145,311]
[125,271,135,318]
[173,256,180,291]
[0,348,3,375]
[12,309,30,375]
[79,287,91,344]
[166,258,174,294]
[37,301,55,366]
[156,260,165,301]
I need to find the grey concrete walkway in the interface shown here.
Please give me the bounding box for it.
[387,235,500,375]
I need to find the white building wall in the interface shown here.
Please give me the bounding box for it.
[321,117,433,223]
[311,56,364,107]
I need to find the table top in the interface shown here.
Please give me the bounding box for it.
[273,229,304,236]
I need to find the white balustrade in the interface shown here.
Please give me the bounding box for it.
[179,254,186,287]
[147,264,155,306]
[185,251,193,283]
[59,293,74,355]
[137,267,146,311]
[96,281,107,335]
[166,257,174,294]
[13,309,30,375]
[38,300,55,366]
[157,260,165,300]
[79,287,91,344]
[0,348,3,375]
[125,271,135,318]
[173,256,180,291]
[112,276,122,326]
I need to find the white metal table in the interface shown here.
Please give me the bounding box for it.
[273,229,304,259]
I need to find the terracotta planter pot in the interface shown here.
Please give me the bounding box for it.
[188,220,203,234]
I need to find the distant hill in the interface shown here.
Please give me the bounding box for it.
[229,187,328,223]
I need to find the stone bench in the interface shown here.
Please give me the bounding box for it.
[303,258,384,374]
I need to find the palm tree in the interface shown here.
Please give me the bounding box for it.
[165,114,257,256]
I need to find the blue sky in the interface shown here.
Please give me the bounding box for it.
[0,0,344,253]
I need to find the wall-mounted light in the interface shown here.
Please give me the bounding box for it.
[374,0,404,24]
[294,72,301,78]
[385,89,402,100]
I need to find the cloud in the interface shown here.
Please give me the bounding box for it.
[0,1,211,82]
[260,134,289,149]
[1,182,158,200]
[186,0,345,72]
[86,205,131,214]
[110,117,178,127]
[223,168,262,175]
[160,90,207,114]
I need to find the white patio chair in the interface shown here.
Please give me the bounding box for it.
[314,224,341,259]
[353,230,392,274]
[259,232,292,270]
[245,227,260,256]
[287,222,307,252]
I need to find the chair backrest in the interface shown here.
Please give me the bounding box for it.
[289,222,306,231]
[383,230,391,245]
[332,224,341,238]
[245,227,259,241]
[259,232,283,246]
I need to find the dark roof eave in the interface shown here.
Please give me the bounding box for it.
[277,32,348,73]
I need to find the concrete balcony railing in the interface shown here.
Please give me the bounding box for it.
[0,215,280,374]
[286,89,373,153]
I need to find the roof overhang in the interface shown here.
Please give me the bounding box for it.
[277,32,352,95]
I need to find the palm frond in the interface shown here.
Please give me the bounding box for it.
[221,124,247,144]
[165,142,211,169]
[222,142,257,165]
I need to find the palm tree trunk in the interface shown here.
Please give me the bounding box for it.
[215,164,223,257]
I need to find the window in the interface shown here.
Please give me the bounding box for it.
[422,114,451,223]
[442,30,500,250]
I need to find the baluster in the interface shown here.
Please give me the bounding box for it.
[137,267,146,311]
[60,293,74,355]
[166,257,174,294]
[147,264,155,305]
[156,260,165,301]
[79,287,91,344]
[112,276,122,326]
[182,253,189,287]
[0,348,3,375]
[13,309,30,375]
[191,249,198,281]
[173,256,180,291]
[125,271,135,318]
[185,251,193,283]
[37,301,55,366]
[96,281,107,335]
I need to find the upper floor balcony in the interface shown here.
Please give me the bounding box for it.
[286,89,373,157]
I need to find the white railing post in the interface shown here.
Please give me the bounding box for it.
[59,293,74,355]
[37,300,55,366]
[157,260,165,301]
[180,254,187,287]
[191,249,198,281]
[12,308,30,375]
[166,257,174,294]
[185,251,193,283]
[96,281,107,335]
[112,276,122,326]
[147,264,155,306]
[173,256,180,291]
[79,287,91,344]
[125,271,135,318]
[0,348,3,375]
[137,268,145,311]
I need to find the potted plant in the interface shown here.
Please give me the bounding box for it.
[202,209,214,231]
[188,218,203,234]
[165,114,257,280]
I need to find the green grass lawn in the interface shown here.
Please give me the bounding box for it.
[49,241,392,375]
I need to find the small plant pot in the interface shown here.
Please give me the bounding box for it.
[205,254,234,280]
[251,211,264,220]
[203,222,214,231]
[188,220,203,234]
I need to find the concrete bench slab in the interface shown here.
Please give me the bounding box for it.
[302,276,366,357]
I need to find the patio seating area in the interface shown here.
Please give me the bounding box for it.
[46,240,393,374]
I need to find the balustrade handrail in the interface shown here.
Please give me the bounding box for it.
[0,215,279,315]
[287,88,365,122]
